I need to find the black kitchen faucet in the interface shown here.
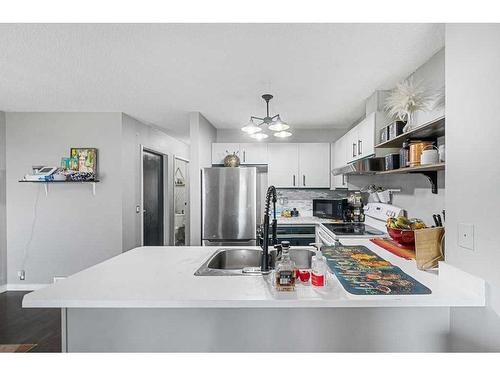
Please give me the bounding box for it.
[260,185,277,273]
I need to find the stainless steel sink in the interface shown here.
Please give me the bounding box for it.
[194,247,315,276]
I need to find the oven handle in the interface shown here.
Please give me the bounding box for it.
[317,229,336,247]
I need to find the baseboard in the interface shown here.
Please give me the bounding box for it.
[6,283,50,291]
[0,284,6,294]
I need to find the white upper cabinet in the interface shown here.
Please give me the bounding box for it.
[239,143,268,164]
[357,112,376,159]
[268,143,300,188]
[212,143,240,165]
[345,126,359,163]
[212,143,268,165]
[331,138,348,189]
[213,142,330,188]
[298,143,330,188]
[344,112,377,163]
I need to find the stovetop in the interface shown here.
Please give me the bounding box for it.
[322,222,385,236]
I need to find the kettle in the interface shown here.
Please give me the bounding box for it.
[420,145,439,165]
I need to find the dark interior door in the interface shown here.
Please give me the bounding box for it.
[143,150,164,246]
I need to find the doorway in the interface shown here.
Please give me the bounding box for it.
[173,157,189,246]
[142,149,166,246]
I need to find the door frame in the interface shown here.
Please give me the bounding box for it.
[140,145,169,246]
[173,156,190,246]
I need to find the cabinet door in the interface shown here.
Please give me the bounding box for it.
[298,143,330,188]
[345,127,359,162]
[211,143,240,165]
[268,143,299,188]
[358,112,376,158]
[331,139,348,189]
[239,143,268,164]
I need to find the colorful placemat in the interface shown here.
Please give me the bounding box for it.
[0,344,37,352]
[370,238,416,260]
[322,245,431,295]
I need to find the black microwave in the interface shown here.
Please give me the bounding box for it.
[313,198,348,220]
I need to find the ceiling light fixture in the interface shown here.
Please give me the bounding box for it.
[250,132,269,140]
[273,130,292,138]
[241,118,262,134]
[241,94,292,139]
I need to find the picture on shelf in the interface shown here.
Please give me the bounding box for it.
[70,148,98,173]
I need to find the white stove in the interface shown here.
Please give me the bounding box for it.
[363,202,404,233]
[317,203,404,245]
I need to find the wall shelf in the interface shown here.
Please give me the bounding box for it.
[376,163,445,175]
[19,180,100,196]
[376,163,445,194]
[375,116,445,149]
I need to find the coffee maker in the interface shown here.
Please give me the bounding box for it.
[345,192,365,222]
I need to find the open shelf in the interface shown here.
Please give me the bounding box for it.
[376,163,445,194]
[19,179,100,196]
[19,180,100,183]
[375,116,445,149]
[376,162,445,175]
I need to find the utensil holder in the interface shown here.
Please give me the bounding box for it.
[414,227,445,270]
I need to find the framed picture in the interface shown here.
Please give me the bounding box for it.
[70,148,98,174]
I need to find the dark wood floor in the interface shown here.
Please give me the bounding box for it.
[0,291,61,352]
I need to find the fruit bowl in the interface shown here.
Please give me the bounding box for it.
[387,226,415,246]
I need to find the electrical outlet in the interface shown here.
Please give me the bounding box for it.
[458,223,474,251]
[18,270,25,280]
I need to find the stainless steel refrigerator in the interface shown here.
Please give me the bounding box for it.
[202,167,257,246]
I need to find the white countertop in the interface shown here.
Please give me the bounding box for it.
[23,241,485,309]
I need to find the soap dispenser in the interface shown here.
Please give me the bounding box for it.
[310,243,327,288]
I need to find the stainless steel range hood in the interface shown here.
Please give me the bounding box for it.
[332,157,386,176]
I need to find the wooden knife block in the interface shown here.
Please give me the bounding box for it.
[414,227,445,270]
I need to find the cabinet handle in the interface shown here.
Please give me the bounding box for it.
[358,140,362,155]
[243,150,246,163]
[342,175,345,186]
[303,175,306,186]
[352,143,357,158]
[293,175,296,186]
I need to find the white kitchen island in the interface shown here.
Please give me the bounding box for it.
[23,242,485,352]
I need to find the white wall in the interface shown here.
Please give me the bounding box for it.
[216,128,345,143]
[5,113,123,284]
[349,172,445,227]
[445,24,500,351]
[121,114,189,251]
[348,48,445,225]
[0,111,6,287]
[189,112,217,245]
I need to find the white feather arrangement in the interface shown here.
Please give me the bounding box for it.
[385,77,435,131]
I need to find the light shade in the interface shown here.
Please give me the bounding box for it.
[250,133,269,140]
[268,116,290,131]
[273,130,292,138]
[241,119,262,134]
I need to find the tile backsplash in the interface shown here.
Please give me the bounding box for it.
[276,189,349,217]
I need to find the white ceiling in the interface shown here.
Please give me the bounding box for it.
[0,24,444,141]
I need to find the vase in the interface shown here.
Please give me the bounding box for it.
[402,112,414,133]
